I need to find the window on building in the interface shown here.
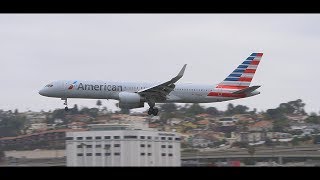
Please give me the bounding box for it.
[168,137,173,140]
[148,153,152,156]
[175,137,181,141]
[104,136,111,139]
[86,153,92,156]
[76,137,83,140]
[147,144,151,148]
[161,153,166,156]
[86,145,92,148]
[114,144,120,147]
[140,136,145,139]
[86,137,92,140]
[105,144,111,149]
[147,136,152,140]
[168,145,173,148]
[105,153,111,156]
[66,137,73,140]
[140,153,145,156]
[96,144,102,148]
[168,153,173,157]
[77,153,83,156]
[161,145,166,148]
[77,145,83,148]
[124,136,138,139]
[114,136,120,139]
[96,153,102,156]
[95,136,102,140]
[140,144,145,147]
[114,152,120,156]
[161,137,166,140]
[155,137,159,140]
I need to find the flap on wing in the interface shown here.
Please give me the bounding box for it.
[232,85,261,94]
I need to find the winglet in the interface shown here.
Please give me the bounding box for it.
[171,64,187,83]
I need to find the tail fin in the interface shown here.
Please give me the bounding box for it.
[216,53,263,90]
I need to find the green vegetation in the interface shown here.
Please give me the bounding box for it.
[0,112,26,138]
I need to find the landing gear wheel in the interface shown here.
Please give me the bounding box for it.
[152,108,159,116]
[65,107,69,111]
[147,108,159,116]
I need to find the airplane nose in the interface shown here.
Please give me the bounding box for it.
[39,89,45,96]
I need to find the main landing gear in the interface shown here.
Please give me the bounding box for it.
[62,98,68,111]
[147,101,159,116]
[148,107,159,116]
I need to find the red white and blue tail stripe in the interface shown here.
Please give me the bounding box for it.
[216,52,263,90]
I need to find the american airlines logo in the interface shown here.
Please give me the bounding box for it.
[77,82,123,91]
[68,81,77,90]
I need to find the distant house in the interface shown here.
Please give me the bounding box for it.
[29,123,48,132]
[238,132,267,143]
[54,119,63,124]
[195,113,211,118]
[196,119,210,126]
[233,114,255,123]
[218,117,237,127]
[68,122,86,129]
[286,115,308,124]
[248,120,273,132]
[168,118,183,126]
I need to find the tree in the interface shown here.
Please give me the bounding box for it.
[96,100,102,110]
[305,113,319,124]
[205,107,220,116]
[265,108,286,120]
[159,103,177,113]
[225,103,234,115]
[70,104,79,115]
[233,105,249,114]
[0,115,26,137]
[185,103,205,116]
[272,118,289,132]
[278,99,307,115]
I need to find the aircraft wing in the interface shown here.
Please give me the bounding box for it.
[137,64,187,102]
[232,85,261,94]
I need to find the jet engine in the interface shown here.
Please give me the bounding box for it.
[118,92,144,109]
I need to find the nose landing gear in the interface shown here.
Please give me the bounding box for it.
[62,98,68,111]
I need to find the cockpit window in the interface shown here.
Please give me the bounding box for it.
[45,84,53,87]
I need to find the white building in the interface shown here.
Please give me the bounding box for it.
[29,123,47,131]
[66,123,181,167]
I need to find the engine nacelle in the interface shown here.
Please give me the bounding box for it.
[118,92,144,109]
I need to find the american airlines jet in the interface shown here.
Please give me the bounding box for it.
[39,53,263,116]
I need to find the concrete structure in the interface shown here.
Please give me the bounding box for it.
[66,123,181,166]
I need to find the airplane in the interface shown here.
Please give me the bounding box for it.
[39,52,263,116]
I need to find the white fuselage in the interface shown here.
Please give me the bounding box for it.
[39,80,259,104]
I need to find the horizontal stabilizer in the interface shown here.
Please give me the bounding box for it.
[232,85,261,94]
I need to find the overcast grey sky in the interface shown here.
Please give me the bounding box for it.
[0,14,319,113]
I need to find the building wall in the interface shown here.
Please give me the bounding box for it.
[66,130,181,167]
